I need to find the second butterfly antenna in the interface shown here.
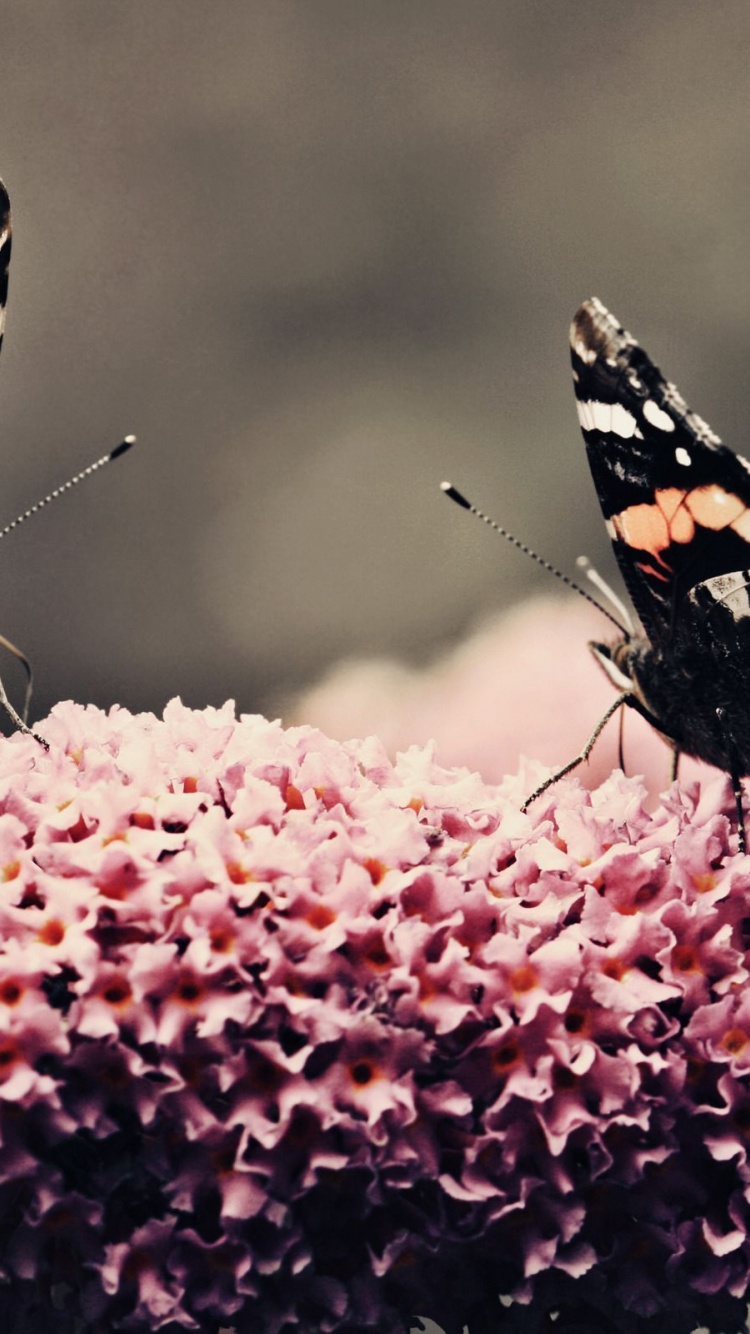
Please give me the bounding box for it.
[440,480,629,636]
[0,434,136,746]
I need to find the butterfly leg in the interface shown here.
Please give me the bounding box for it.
[0,630,34,724]
[715,708,746,853]
[521,691,630,813]
[617,703,626,772]
[730,767,746,854]
[0,660,47,749]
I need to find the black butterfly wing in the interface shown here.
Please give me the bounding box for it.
[0,181,10,362]
[570,298,750,647]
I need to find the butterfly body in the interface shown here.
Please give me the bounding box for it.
[596,625,750,775]
[572,298,750,808]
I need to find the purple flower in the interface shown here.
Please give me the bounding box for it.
[0,699,748,1332]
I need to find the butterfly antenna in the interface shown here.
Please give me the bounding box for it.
[441,481,628,636]
[0,434,136,743]
[0,435,136,543]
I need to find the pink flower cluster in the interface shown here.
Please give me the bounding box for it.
[0,699,749,1333]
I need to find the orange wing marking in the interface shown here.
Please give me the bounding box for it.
[613,485,750,566]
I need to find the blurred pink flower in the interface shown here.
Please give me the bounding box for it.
[293,596,711,798]
[0,699,746,1332]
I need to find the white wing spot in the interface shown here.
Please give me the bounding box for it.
[675,446,691,467]
[576,400,594,431]
[609,402,639,438]
[643,399,675,432]
[577,400,639,438]
[738,454,750,475]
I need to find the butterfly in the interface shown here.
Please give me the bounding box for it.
[0,182,10,361]
[523,297,750,849]
[0,177,134,747]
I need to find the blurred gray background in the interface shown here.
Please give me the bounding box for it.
[0,1,748,728]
